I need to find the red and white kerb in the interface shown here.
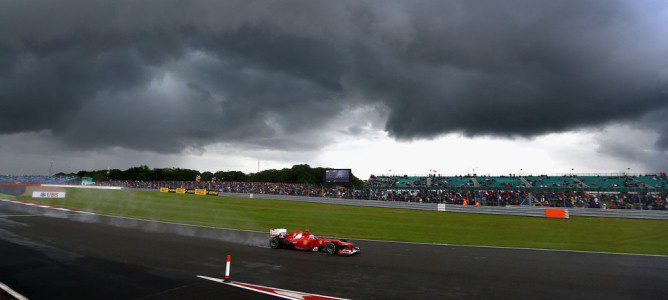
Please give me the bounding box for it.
[197,275,348,300]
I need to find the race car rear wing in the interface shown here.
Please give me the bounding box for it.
[270,228,287,237]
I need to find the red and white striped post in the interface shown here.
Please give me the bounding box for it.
[224,255,231,282]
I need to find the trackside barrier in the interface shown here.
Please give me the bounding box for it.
[216,192,668,219]
[545,209,569,219]
[219,192,439,211]
[41,184,122,190]
[127,188,668,220]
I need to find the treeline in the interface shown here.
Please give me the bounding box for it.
[56,164,363,187]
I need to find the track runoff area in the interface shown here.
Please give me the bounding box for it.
[0,188,667,299]
[197,255,345,300]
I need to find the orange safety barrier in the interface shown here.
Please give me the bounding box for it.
[545,208,569,219]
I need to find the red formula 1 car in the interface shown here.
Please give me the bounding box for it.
[269,229,360,256]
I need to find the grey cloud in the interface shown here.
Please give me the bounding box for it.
[595,124,668,171]
[0,0,667,154]
[641,109,668,150]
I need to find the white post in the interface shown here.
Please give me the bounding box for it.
[224,254,231,282]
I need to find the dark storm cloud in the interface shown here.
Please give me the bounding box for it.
[595,122,668,171]
[0,0,667,153]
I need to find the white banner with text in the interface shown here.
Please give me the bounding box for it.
[32,191,66,198]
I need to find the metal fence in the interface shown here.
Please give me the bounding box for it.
[218,192,438,211]
[218,192,668,220]
[372,172,662,177]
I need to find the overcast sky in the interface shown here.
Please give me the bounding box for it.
[1,0,667,178]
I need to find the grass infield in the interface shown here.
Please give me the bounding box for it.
[0,193,16,200]
[19,188,668,255]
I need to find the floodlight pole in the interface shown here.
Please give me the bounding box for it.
[48,157,54,176]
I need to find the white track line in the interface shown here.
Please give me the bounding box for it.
[0,214,77,217]
[0,282,29,300]
[0,199,90,215]
[197,276,347,300]
[345,237,668,258]
[1,198,666,258]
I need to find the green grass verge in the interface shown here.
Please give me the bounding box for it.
[18,188,668,255]
[0,193,16,200]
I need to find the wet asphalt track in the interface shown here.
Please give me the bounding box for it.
[0,201,667,300]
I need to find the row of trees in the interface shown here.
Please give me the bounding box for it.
[56,164,363,188]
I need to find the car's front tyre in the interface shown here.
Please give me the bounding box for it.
[323,242,337,255]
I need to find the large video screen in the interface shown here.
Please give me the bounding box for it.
[325,169,351,183]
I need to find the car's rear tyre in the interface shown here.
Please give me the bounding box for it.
[269,237,281,249]
[324,242,337,255]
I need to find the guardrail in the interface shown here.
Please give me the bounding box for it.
[42,184,123,190]
[218,192,668,220]
[218,192,439,211]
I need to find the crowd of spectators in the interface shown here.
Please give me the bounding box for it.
[98,180,367,199]
[365,175,476,189]
[366,189,667,210]
[5,172,665,210]
[0,175,79,184]
[97,178,668,210]
[366,173,668,190]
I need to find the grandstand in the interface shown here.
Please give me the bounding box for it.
[0,175,79,184]
[4,173,665,193]
[365,175,478,189]
[366,173,668,192]
[524,175,580,189]
[475,176,525,188]
[637,175,667,188]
